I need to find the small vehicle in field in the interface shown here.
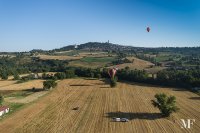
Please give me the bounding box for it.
[121,118,129,122]
[112,117,129,122]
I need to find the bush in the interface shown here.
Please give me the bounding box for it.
[65,69,75,78]
[90,72,94,78]
[54,72,66,80]
[43,80,57,90]
[0,95,4,105]
[18,77,29,83]
[152,93,179,117]
[97,74,101,79]
[32,87,36,92]
[13,73,20,80]
[42,73,48,79]
[110,77,117,88]
[1,71,8,80]
[42,73,55,80]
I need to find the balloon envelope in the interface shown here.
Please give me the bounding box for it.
[108,68,117,78]
[147,27,150,32]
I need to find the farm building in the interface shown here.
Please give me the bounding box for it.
[0,106,9,117]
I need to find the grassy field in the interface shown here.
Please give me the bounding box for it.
[145,66,166,74]
[37,54,82,60]
[78,51,109,57]
[0,102,24,121]
[69,57,116,68]
[0,79,199,133]
[80,57,115,63]
[153,52,182,62]
[37,51,110,61]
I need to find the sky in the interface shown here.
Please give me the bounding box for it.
[0,0,200,52]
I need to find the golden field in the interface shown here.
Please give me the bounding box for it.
[0,79,199,133]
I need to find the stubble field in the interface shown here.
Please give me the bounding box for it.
[0,79,199,133]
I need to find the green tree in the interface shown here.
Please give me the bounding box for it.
[97,74,101,79]
[65,69,75,78]
[13,72,20,80]
[152,93,179,117]
[42,73,47,79]
[54,72,66,80]
[157,71,168,82]
[110,77,117,88]
[90,72,94,78]
[43,80,57,90]
[1,71,8,80]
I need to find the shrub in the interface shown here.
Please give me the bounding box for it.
[42,73,47,79]
[65,69,75,78]
[54,72,66,80]
[0,95,4,105]
[1,71,8,80]
[97,74,101,79]
[13,72,20,80]
[90,72,94,78]
[43,80,57,90]
[152,93,179,117]
[110,77,117,88]
[32,87,36,92]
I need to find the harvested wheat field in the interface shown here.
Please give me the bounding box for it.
[37,54,82,60]
[0,80,16,87]
[110,57,155,70]
[0,79,200,133]
[0,80,44,91]
[79,52,109,57]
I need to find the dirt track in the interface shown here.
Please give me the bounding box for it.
[0,79,199,133]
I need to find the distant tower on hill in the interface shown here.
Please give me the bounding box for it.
[74,44,78,49]
[107,40,109,44]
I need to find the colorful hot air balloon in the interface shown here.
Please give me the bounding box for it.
[108,68,117,78]
[147,27,150,32]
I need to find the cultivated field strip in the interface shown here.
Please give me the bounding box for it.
[0,80,44,90]
[0,79,200,133]
[0,80,16,88]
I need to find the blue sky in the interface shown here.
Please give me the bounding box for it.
[0,0,200,51]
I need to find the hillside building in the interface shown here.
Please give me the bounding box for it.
[0,106,9,117]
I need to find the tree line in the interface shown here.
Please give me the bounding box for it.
[0,56,200,94]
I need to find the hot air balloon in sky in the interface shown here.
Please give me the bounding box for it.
[147,27,150,32]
